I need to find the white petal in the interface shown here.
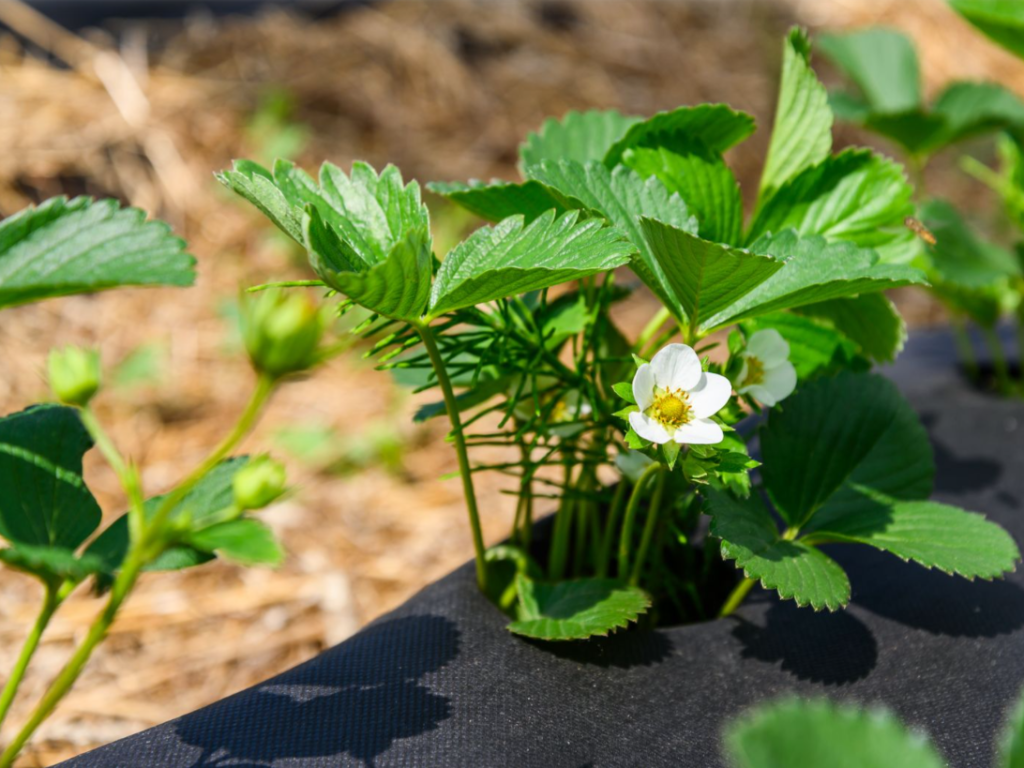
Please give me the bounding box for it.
[743,384,777,406]
[686,372,733,419]
[650,343,702,391]
[615,450,656,483]
[747,329,789,368]
[763,360,797,404]
[632,363,656,411]
[629,410,671,444]
[672,418,724,445]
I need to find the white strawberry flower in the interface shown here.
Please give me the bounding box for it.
[629,343,731,445]
[736,329,797,407]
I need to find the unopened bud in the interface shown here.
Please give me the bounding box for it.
[241,290,325,378]
[48,346,101,406]
[233,455,287,510]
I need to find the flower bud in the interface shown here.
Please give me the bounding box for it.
[233,455,287,510]
[241,290,325,379]
[48,346,101,406]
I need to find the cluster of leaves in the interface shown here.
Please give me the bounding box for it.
[821,23,1024,393]
[726,683,1024,768]
[220,26,1020,642]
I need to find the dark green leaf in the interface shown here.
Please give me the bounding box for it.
[950,0,1024,60]
[426,179,568,224]
[603,104,755,167]
[920,198,1020,288]
[414,376,511,422]
[0,197,194,309]
[507,574,651,640]
[189,519,284,567]
[0,543,105,584]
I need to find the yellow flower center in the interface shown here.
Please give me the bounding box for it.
[649,388,692,428]
[744,355,766,386]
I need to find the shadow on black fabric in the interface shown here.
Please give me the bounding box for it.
[175,615,458,768]
[921,413,1003,495]
[527,626,674,669]
[730,601,877,685]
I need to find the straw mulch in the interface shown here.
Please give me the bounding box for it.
[0,0,1020,763]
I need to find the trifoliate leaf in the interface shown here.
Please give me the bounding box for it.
[638,218,782,330]
[0,196,194,309]
[519,109,640,171]
[758,28,833,203]
[624,145,743,244]
[704,231,926,330]
[748,149,917,265]
[188,519,284,567]
[795,293,906,363]
[428,209,633,315]
[950,0,1024,60]
[426,179,569,224]
[725,698,946,768]
[0,404,101,551]
[507,574,651,640]
[603,104,755,167]
[707,490,850,610]
[804,498,1020,580]
[818,29,923,114]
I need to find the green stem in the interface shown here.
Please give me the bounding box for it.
[629,467,666,586]
[548,460,577,580]
[78,407,147,541]
[617,462,662,580]
[634,308,670,353]
[0,586,60,731]
[951,317,979,381]
[718,576,756,619]
[597,481,629,578]
[414,322,488,591]
[981,325,1012,394]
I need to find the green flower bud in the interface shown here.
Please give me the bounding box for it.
[241,290,325,379]
[233,455,287,510]
[48,346,101,406]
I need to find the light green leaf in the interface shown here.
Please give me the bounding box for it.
[189,519,284,567]
[624,146,743,244]
[725,698,946,768]
[507,574,651,640]
[758,28,833,202]
[519,109,640,171]
[426,179,568,224]
[429,209,633,315]
[603,104,755,167]
[818,29,923,114]
[1000,684,1024,768]
[327,225,432,321]
[760,372,933,529]
[524,160,698,312]
[804,498,1020,580]
[638,217,783,330]
[796,293,906,363]
[0,404,101,551]
[748,149,917,265]
[920,198,1021,288]
[704,231,926,330]
[0,197,195,309]
[949,0,1024,61]
[707,490,850,610]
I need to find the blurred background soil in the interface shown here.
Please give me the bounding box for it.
[0,0,1022,762]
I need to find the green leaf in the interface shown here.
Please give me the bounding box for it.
[189,519,284,567]
[524,160,697,312]
[760,372,933,529]
[414,376,511,422]
[932,81,1024,145]
[638,217,783,330]
[707,490,850,610]
[818,29,923,114]
[429,209,633,315]
[920,197,1020,288]
[326,225,432,321]
[1000,684,1024,768]
[704,230,926,330]
[0,197,194,309]
[0,404,101,550]
[624,146,743,244]
[741,312,859,379]
[603,104,755,168]
[612,382,636,404]
[519,109,640,171]
[949,0,1024,61]
[426,179,568,224]
[796,293,906,363]
[507,574,651,640]
[748,149,917,265]
[0,543,105,584]
[804,498,1020,580]
[725,698,946,768]
[758,28,833,202]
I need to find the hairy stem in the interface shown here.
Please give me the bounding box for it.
[718,576,756,619]
[0,586,60,731]
[617,462,662,580]
[629,467,666,586]
[78,407,147,542]
[415,322,488,591]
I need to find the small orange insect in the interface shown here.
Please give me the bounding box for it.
[905,216,937,246]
